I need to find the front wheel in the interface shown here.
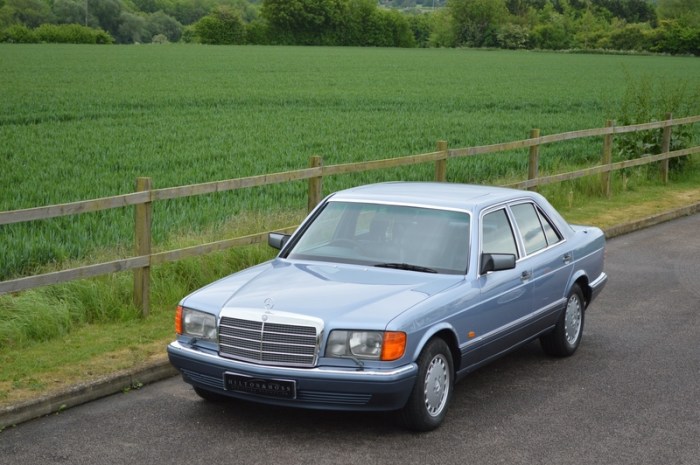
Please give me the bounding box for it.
[541,284,585,357]
[400,338,453,432]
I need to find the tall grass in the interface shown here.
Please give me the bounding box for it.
[1,45,700,281]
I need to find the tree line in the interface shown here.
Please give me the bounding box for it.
[1,0,698,55]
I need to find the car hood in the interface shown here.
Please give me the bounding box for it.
[182,259,463,328]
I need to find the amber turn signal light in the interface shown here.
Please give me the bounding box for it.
[381,331,407,361]
[175,305,183,335]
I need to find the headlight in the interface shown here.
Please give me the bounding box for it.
[326,330,406,361]
[176,306,217,343]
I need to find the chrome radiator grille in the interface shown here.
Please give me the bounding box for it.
[219,315,319,367]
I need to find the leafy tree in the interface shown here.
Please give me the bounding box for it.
[607,21,652,51]
[496,23,529,49]
[52,0,88,26]
[449,0,509,47]
[343,0,375,45]
[378,8,416,47]
[591,0,656,24]
[528,0,574,49]
[133,0,160,14]
[506,0,546,16]
[406,11,434,47]
[649,19,700,55]
[245,17,269,43]
[165,0,213,24]
[0,0,52,28]
[117,11,148,43]
[658,0,700,27]
[89,0,124,35]
[262,0,348,45]
[145,10,183,42]
[428,6,455,46]
[194,5,246,44]
[572,8,610,49]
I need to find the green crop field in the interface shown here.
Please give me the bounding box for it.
[2,44,700,280]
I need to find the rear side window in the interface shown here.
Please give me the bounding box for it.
[539,208,562,246]
[510,203,561,255]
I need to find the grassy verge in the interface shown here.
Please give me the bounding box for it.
[1,168,700,408]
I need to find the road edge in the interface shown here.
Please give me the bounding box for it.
[2,200,699,431]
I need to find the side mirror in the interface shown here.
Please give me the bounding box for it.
[480,253,516,275]
[268,233,291,251]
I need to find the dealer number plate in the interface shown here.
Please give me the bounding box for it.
[224,373,296,399]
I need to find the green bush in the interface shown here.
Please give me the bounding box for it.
[34,24,114,44]
[649,20,700,56]
[245,18,270,45]
[2,24,38,43]
[497,23,529,49]
[606,23,652,51]
[407,12,433,48]
[530,22,572,50]
[614,73,699,173]
[181,25,196,43]
[194,6,246,45]
[152,33,169,44]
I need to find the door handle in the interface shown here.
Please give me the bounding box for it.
[521,271,532,281]
[563,253,572,264]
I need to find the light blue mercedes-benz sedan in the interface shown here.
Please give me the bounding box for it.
[167,182,607,431]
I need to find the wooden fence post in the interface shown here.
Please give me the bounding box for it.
[308,156,323,213]
[660,113,672,184]
[528,129,540,191]
[134,177,152,316]
[435,140,448,182]
[601,120,615,198]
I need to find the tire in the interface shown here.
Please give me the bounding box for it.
[193,386,230,403]
[400,338,454,432]
[541,284,585,357]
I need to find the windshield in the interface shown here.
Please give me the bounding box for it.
[287,201,470,275]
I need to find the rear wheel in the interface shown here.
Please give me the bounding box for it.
[400,338,453,432]
[541,284,585,357]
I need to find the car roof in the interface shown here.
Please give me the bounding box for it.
[328,182,532,212]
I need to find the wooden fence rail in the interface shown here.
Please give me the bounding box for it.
[1,115,699,314]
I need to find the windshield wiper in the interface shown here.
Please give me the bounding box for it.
[374,263,438,274]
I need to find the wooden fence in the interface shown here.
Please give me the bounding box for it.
[1,114,699,314]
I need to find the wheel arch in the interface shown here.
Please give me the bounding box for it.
[569,271,591,308]
[412,326,461,374]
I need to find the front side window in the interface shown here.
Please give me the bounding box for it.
[482,208,518,256]
[287,201,470,274]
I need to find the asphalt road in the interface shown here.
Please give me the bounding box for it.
[1,214,699,465]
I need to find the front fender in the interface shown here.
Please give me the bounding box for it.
[409,322,460,364]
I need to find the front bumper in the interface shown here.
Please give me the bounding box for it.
[167,341,418,411]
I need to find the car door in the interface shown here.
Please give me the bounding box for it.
[459,206,535,369]
[509,201,573,328]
